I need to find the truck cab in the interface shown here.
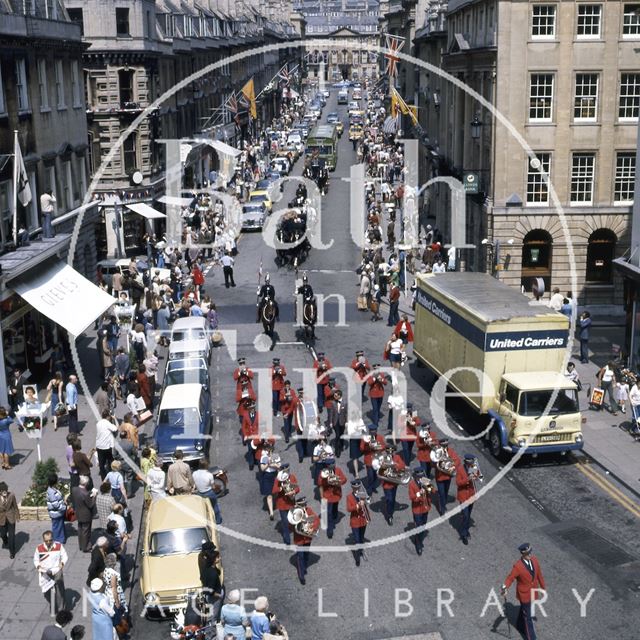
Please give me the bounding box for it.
[490,372,583,456]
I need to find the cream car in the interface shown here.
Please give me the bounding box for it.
[140,494,223,616]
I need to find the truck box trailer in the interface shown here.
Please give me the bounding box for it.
[413,272,584,456]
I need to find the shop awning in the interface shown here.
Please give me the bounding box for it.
[207,140,242,158]
[157,195,196,207]
[10,260,116,337]
[125,203,166,219]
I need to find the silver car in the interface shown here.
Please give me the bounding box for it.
[241,203,266,231]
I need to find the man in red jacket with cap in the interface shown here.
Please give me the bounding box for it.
[502,542,547,640]
[289,496,319,585]
[346,479,370,567]
[318,461,347,539]
[456,453,478,545]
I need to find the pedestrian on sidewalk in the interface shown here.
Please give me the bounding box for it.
[106,461,127,506]
[146,455,166,501]
[615,377,629,415]
[597,361,620,415]
[387,282,400,327]
[33,530,68,615]
[96,481,115,532]
[46,372,65,432]
[0,481,19,558]
[88,578,115,640]
[71,440,94,491]
[65,375,80,434]
[71,476,97,552]
[46,474,67,544]
[0,406,14,470]
[579,311,592,363]
[95,410,117,479]
[40,609,73,640]
[221,251,236,288]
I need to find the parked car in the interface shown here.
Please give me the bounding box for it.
[163,357,209,394]
[241,202,267,231]
[140,494,223,616]
[168,338,210,365]
[153,383,212,464]
[170,317,210,361]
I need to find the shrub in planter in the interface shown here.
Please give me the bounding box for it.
[21,457,68,507]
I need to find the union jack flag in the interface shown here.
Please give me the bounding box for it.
[227,93,240,124]
[384,34,405,79]
[278,64,290,85]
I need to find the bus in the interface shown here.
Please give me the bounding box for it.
[305,124,338,171]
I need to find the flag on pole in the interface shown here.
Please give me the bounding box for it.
[226,93,241,125]
[384,34,405,79]
[241,78,257,120]
[278,64,290,85]
[14,133,31,207]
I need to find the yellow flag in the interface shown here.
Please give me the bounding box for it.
[391,92,399,118]
[241,78,257,120]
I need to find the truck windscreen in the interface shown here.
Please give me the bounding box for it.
[519,389,579,417]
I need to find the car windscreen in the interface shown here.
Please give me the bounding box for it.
[518,389,579,417]
[172,329,206,342]
[307,144,333,156]
[250,194,267,202]
[158,407,200,429]
[164,369,207,386]
[149,527,209,556]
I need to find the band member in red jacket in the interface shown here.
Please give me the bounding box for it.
[360,425,385,495]
[416,422,438,478]
[292,388,308,463]
[346,479,370,567]
[279,381,297,443]
[314,353,332,415]
[234,357,255,423]
[318,462,347,539]
[241,401,260,471]
[408,467,434,555]
[289,496,320,585]
[270,358,287,417]
[399,402,420,466]
[272,463,299,545]
[501,543,547,640]
[368,364,387,427]
[434,439,461,516]
[323,377,339,413]
[456,454,478,544]
[351,350,371,402]
[379,444,406,525]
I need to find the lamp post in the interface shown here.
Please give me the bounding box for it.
[470,114,482,140]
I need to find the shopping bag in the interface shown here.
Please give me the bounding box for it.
[138,410,153,425]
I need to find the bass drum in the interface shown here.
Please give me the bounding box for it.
[296,400,319,434]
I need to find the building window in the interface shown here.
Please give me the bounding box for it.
[15,58,30,112]
[526,153,551,205]
[118,69,135,106]
[614,152,635,204]
[529,73,554,121]
[577,4,602,38]
[123,133,137,173]
[531,5,556,38]
[55,60,66,109]
[37,59,49,111]
[67,8,84,35]
[116,8,130,37]
[574,73,598,121]
[585,229,616,283]
[71,61,82,108]
[619,73,640,120]
[570,152,596,205]
[623,4,640,37]
[45,165,56,194]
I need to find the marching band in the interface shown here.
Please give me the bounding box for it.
[229,351,486,584]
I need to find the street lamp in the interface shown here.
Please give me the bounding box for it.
[470,114,483,140]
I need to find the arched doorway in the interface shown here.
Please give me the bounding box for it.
[585,228,616,284]
[521,229,553,294]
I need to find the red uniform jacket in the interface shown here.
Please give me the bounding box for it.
[279,388,298,417]
[291,506,320,546]
[323,384,339,409]
[360,434,386,466]
[346,493,369,528]
[408,478,433,515]
[351,358,371,381]
[236,397,253,419]
[399,416,420,442]
[319,466,347,502]
[394,319,414,343]
[241,411,260,441]
[234,367,256,403]
[455,465,476,503]
[435,447,461,483]
[314,358,333,385]
[505,556,546,604]
[272,473,300,511]
[368,374,387,399]
[271,365,287,392]
[381,454,407,490]
[416,429,438,462]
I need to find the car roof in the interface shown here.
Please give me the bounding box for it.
[250,190,269,197]
[147,494,211,531]
[159,383,204,410]
[166,358,208,371]
[169,338,208,353]
[172,317,206,331]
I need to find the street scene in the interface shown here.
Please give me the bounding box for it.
[1,1,640,640]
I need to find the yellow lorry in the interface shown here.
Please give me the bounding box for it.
[414,272,584,457]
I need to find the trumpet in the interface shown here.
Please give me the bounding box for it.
[273,367,283,376]
[467,459,484,492]
[417,476,435,494]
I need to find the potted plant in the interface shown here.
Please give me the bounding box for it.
[19,458,69,521]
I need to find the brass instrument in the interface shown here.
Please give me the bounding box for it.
[267,452,282,468]
[430,446,457,476]
[319,468,342,486]
[353,486,371,523]
[417,476,435,494]
[315,444,335,462]
[418,426,434,446]
[287,507,319,538]
[373,451,411,485]
[280,477,299,499]
[467,459,484,492]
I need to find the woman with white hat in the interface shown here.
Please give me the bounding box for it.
[89,578,115,640]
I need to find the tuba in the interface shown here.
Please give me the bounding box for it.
[287,507,319,538]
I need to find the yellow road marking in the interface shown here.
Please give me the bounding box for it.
[575,460,640,519]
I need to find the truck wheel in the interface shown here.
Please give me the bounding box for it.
[488,427,502,458]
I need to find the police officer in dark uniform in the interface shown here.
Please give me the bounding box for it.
[257,273,278,322]
[297,273,314,299]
